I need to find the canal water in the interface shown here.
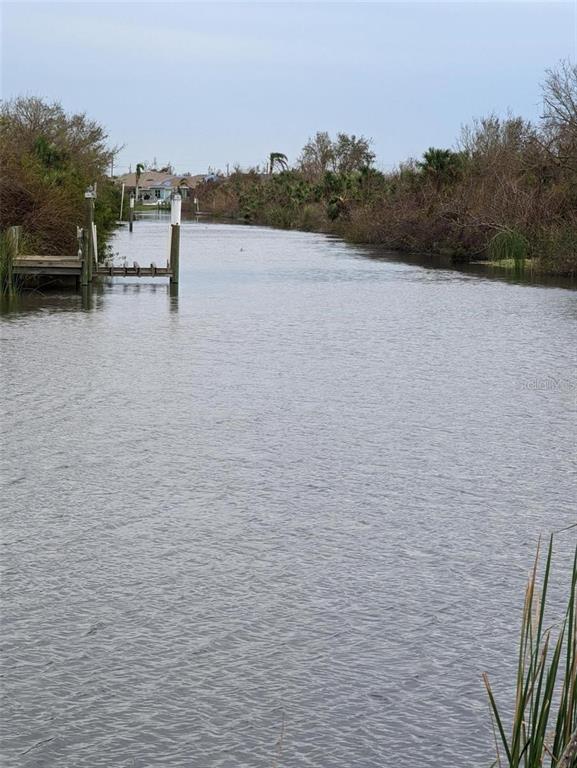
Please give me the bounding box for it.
[1,220,576,768]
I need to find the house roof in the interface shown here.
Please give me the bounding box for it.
[116,171,205,189]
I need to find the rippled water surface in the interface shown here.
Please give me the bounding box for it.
[1,220,576,768]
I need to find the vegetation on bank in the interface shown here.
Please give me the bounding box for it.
[0,97,120,258]
[0,229,19,296]
[484,533,577,767]
[189,62,577,276]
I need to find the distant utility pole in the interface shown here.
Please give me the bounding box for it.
[226,163,230,177]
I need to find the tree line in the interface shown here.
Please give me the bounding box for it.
[192,61,577,276]
[1,61,576,276]
[0,97,120,256]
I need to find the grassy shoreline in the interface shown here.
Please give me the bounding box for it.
[185,204,575,279]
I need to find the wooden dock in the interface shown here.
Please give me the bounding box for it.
[13,255,173,279]
[6,189,181,290]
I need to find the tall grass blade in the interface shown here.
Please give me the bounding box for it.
[484,533,577,767]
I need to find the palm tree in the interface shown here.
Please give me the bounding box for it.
[417,148,461,191]
[269,152,288,175]
[135,162,145,202]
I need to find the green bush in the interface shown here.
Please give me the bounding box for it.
[488,229,530,264]
[299,203,326,231]
[0,97,117,255]
[532,225,577,277]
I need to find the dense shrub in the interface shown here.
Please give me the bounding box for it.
[0,97,120,256]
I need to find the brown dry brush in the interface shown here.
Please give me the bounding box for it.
[0,97,120,256]
[192,62,577,275]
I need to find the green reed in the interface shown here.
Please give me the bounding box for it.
[488,229,530,266]
[484,534,577,767]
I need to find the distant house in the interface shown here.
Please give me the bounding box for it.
[116,171,205,204]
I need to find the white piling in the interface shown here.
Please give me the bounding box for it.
[170,194,181,285]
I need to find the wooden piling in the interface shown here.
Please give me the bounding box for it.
[169,194,181,285]
[81,284,93,310]
[85,188,95,284]
[169,225,180,284]
[80,187,96,285]
[129,193,135,233]
[92,222,98,265]
[7,225,21,254]
[80,227,88,285]
[5,226,21,294]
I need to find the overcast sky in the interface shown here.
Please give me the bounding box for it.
[1,1,574,174]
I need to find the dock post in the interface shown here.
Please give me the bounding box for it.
[92,222,98,269]
[84,186,96,283]
[80,227,89,286]
[5,226,21,294]
[129,193,135,233]
[7,225,21,254]
[169,193,181,285]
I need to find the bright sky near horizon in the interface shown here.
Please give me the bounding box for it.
[1,1,575,174]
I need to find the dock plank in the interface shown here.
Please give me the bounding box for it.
[15,260,81,268]
[14,254,82,276]
[15,254,79,263]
